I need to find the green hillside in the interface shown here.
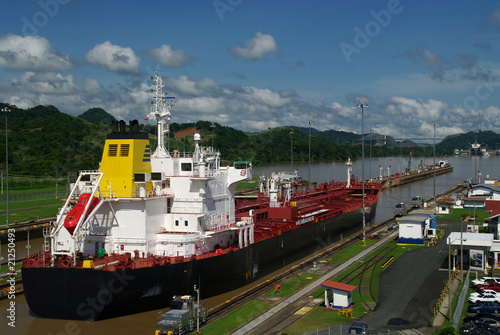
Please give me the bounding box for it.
[0,103,493,180]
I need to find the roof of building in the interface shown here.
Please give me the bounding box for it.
[472,184,500,193]
[320,280,356,292]
[436,198,455,205]
[464,197,487,202]
[448,232,494,247]
[485,200,500,219]
[397,216,427,224]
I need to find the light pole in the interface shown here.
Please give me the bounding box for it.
[308,120,312,185]
[357,102,367,244]
[1,107,10,226]
[433,123,437,199]
[400,129,403,175]
[369,129,372,180]
[290,130,293,169]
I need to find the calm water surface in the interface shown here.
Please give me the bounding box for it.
[1,155,498,334]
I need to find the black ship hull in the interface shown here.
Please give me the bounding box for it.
[22,203,377,321]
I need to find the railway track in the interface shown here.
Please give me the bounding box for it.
[229,231,399,335]
[204,218,397,325]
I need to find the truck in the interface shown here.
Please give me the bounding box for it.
[394,202,407,217]
[155,295,207,335]
[411,195,423,208]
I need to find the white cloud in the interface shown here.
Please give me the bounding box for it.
[229,32,279,60]
[83,77,101,95]
[0,35,72,72]
[389,96,447,120]
[167,75,220,96]
[12,72,78,94]
[146,45,195,67]
[85,41,141,75]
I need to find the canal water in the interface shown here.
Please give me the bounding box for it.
[1,155,497,334]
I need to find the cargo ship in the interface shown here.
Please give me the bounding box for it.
[21,74,380,321]
[471,142,482,156]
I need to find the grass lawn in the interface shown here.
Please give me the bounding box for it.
[235,178,259,191]
[264,273,321,297]
[437,208,489,223]
[0,198,61,224]
[329,239,377,264]
[200,300,271,335]
[0,262,22,283]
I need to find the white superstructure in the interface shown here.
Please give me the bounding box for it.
[50,74,254,265]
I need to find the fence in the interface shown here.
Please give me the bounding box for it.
[0,189,69,203]
[452,270,470,328]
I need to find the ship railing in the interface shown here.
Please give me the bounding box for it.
[104,190,175,199]
[205,220,239,232]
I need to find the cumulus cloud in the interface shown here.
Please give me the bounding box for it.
[85,41,141,75]
[1,70,499,139]
[485,4,500,30]
[473,42,492,51]
[166,75,221,96]
[0,35,72,72]
[229,32,279,60]
[404,47,497,83]
[12,72,78,94]
[146,45,195,67]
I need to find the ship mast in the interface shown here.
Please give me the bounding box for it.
[148,73,175,158]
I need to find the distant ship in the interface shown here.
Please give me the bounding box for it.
[471,142,482,156]
[22,74,381,321]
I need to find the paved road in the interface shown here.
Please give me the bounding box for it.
[360,221,453,333]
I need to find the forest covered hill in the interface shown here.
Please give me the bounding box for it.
[0,103,492,177]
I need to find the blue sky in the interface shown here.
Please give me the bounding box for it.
[0,0,499,141]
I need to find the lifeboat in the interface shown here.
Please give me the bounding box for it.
[64,193,100,235]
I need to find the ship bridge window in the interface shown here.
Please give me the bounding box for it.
[108,144,118,157]
[120,144,130,157]
[181,163,192,171]
[175,220,179,226]
[185,220,188,226]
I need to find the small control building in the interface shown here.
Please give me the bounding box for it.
[397,216,427,244]
[321,280,356,309]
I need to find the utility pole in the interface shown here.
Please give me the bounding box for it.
[308,120,313,184]
[1,107,10,226]
[357,102,367,245]
[433,123,437,199]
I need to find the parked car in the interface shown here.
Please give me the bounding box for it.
[462,322,500,334]
[464,313,500,325]
[477,282,500,293]
[468,302,500,314]
[470,290,500,299]
[347,321,368,334]
[476,282,500,292]
[479,318,500,328]
[469,293,500,304]
[472,277,500,288]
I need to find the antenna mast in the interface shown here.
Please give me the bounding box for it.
[148,73,175,158]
